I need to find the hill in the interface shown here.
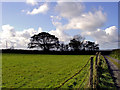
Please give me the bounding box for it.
[110,49,120,60]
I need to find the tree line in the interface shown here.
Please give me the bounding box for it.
[28,32,99,51]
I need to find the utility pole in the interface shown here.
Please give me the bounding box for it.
[10,41,15,49]
[6,41,8,49]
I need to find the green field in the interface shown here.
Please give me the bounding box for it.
[2,54,92,88]
[110,49,120,60]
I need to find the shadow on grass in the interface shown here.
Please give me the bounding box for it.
[97,59,117,89]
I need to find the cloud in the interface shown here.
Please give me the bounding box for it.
[0,24,43,49]
[27,4,49,15]
[2,24,16,38]
[51,2,117,49]
[50,15,72,42]
[54,2,107,33]
[26,0,38,6]
[51,2,107,42]
[55,2,85,19]
[49,29,72,42]
[64,10,107,31]
[0,24,71,49]
[83,26,118,49]
[2,2,118,49]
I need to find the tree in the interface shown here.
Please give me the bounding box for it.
[93,44,99,51]
[84,41,99,51]
[28,32,60,51]
[69,35,85,51]
[60,43,65,51]
[60,43,69,51]
[65,44,69,51]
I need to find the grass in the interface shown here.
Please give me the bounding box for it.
[96,55,116,89]
[106,56,120,69]
[108,49,120,68]
[110,49,120,60]
[2,54,92,88]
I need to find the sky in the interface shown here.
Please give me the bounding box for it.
[0,0,119,50]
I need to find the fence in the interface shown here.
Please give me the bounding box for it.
[56,52,101,89]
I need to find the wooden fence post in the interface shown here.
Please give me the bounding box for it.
[95,52,98,69]
[94,52,98,88]
[90,56,93,88]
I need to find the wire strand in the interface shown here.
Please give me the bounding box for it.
[56,56,95,88]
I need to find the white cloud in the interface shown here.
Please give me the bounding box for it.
[49,29,72,42]
[0,25,43,49]
[0,24,71,49]
[105,26,117,36]
[64,10,107,31]
[1,2,118,50]
[83,26,118,49]
[55,2,85,19]
[51,2,117,49]
[27,4,49,15]
[2,24,16,38]
[50,16,63,29]
[50,15,72,42]
[54,2,107,33]
[51,2,107,42]
[26,0,38,6]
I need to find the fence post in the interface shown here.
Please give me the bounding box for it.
[89,56,93,88]
[95,52,98,68]
[95,52,98,88]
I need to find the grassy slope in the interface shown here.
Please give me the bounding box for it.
[97,55,116,89]
[106,56,120,69]
[110,49,120,60]
[2,54,91,88]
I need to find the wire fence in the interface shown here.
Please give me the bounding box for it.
[56,52,101,89]
[57,53,100,88]
[79,66,90,88]
[57,57,91,88]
